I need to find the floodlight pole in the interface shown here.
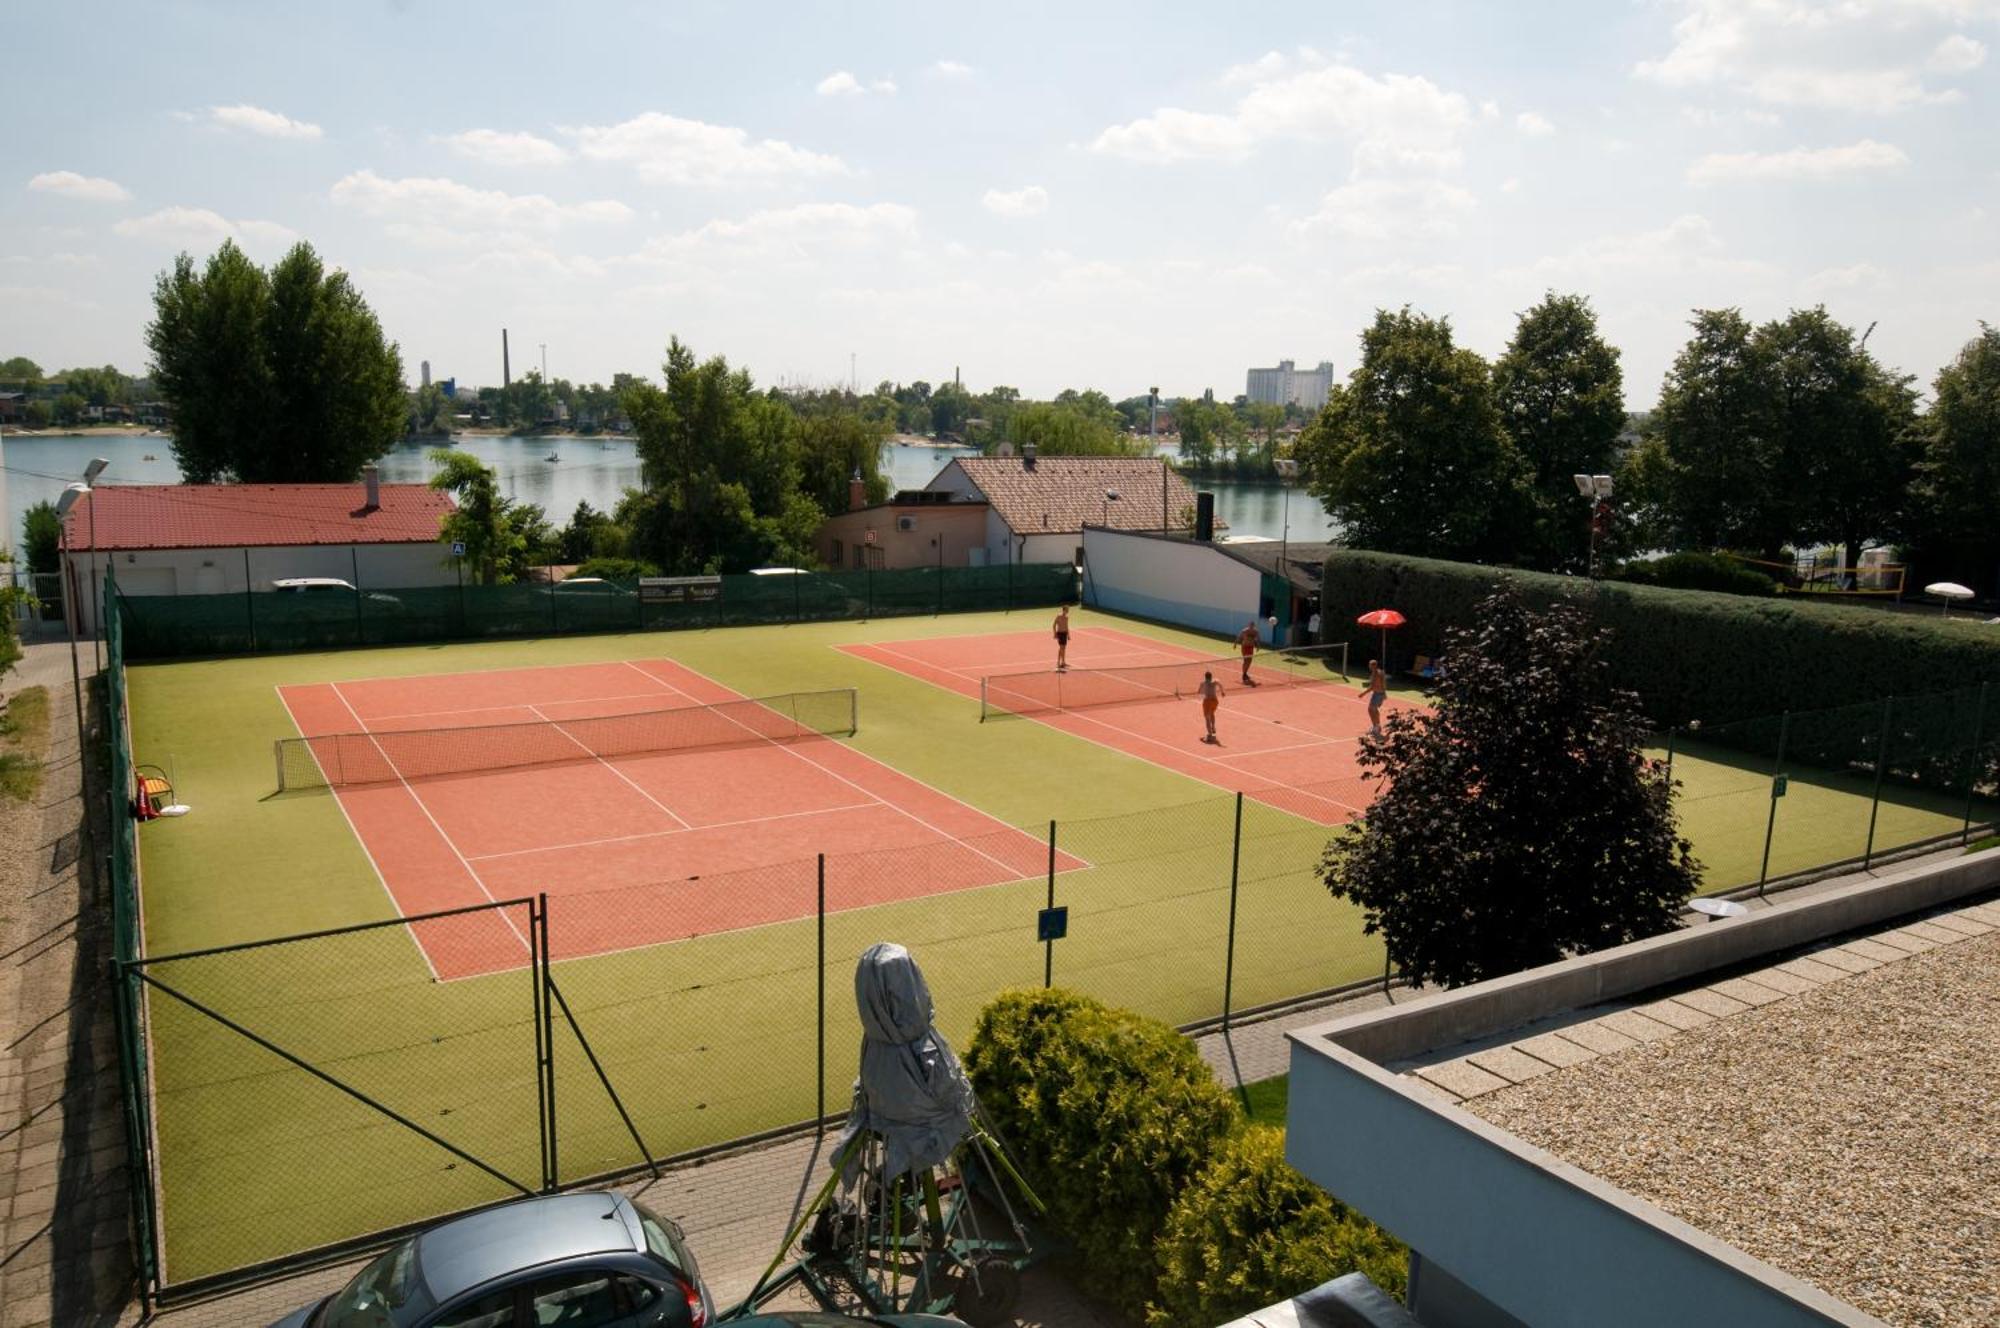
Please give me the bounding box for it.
[83,457,107,671]
[59,527,86,760]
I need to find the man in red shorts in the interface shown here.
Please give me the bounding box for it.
[1237,621,1261,685]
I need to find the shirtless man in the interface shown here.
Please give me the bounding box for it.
[1237,621,1261,685]
[1053,605,1072,670]
[1197,670,1224,743]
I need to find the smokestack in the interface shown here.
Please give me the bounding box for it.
[849,469,867,512]
[362,463,380,511]
[502,329,511,387]
[1022,442,1037,471]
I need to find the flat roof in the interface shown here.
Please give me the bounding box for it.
[1450,916,1996,1328]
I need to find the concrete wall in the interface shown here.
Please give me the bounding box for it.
[1081,527,1260,638]
[816,504,990,570]
[65,542,455,633]
[1284,852,2000,1328]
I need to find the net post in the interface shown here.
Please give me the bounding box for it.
[529,896,552,1191]
[1963,682,1989,845]
[274,739,285,794]
[1757,711,1789,896]
[816,854,826,1129]
[1043,820,1056,989]
[538,895,556,1186]
[1863,696,1893,869]
[849,688,858,736]
[979,676,988,723]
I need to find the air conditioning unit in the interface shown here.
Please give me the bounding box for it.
[897,515,916,532]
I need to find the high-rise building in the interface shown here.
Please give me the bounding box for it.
[1246,359,1335,411]
[420,360,431,388]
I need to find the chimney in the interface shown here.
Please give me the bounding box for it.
[362,463,380,510]
[848,469,867,512]
[1022,442,1037,472]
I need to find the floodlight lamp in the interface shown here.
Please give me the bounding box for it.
[83,457,110,483]
[1105,488,1122,500]
[1572,474,1594,496]
[56,482,88,516]
[1274,458,1300,480]
[1593,474,1615,497]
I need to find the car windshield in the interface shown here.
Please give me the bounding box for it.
[317,1239,435,1328]
[632,1202,687,1273]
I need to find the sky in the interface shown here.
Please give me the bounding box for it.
[4,0,1997,409]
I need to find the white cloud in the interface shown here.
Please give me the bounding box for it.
[817,71,896,96]
[329,170,632,229]
[1293,178,1475,240]
[440,129,568,168]
[626,202,917,270]
[112,206,299,251]
[1634,1,1989,112]
[981,185,1049,217]
[930,59,974,78]
[1090,59,1475,166]
[207,103,323,140]
[1220,47,1326,87]
[1501,176,1522,193]
[1928,33,1987,72]
[1687,138,1908,184]
[1516,111,1555,136]
[1802,262,1889,293]
[26,170,131,203]
[563,112,846,186]
[1503,214,1774,286]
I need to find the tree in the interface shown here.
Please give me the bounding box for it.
[1626,309,1779,552]
[428,449,523,585]
[59,364,132,408]
[1493,293,1626,572]
[1907,324,2000,597]
[147,239,405,482]
[1297,308,1528,561]
[1757,309,1917,568]
[1004,401,1139,457]
[410,382,454,435]
[22,502,61,575]
[0,356,42,388]
[53,393,86,426]
[22,400,52,429]
[794,410,890,516]
[1320,584,1697,988]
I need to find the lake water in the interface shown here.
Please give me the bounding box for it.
[5,433,1336,553]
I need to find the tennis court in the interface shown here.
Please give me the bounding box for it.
[841,625,1402,823]
[275,657,1066,978]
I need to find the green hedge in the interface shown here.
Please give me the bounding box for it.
[963,989,1239,1318]
[1148,1125,1406,1327]
[1322,549,2000,729]
[1615,551,1775,598]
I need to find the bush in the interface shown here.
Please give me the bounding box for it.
[1615,551,1775,598]
[1147,1126,1406,1327]
[964,988,1239,1317]
[572,556,659,580]
[1321,548,2000,730]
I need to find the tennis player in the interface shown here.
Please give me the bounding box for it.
[1361,659,1387,735]
[1197,670,1224,743]
[1237,621,1261,685]
[1053,606,1071,670]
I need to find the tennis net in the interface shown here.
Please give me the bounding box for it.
[275,688,859,791]
[979,643,1348,720]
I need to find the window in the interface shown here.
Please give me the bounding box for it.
[434,1288,516,1328]
[830,539,842,566]
[524,1271,657,1326]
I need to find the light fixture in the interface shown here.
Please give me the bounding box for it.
[83,456,110,483]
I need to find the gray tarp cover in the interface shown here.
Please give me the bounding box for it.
[835,942,976,1181]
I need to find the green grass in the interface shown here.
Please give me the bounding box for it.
[121,607,1996,1284]
[0,686,49,801]
[1242,1074,1288,1126]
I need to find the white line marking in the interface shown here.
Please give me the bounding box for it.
[463,800,884,862]
[366,688,689,724]
[328,682,533,957]
[621,658,1041,880]
[275,685,444,985]
[525,702,692,830]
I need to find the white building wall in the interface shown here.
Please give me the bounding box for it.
[66,542,454,633]
[1081,528,1262,639]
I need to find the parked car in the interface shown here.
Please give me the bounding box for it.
[732,1316,963,1326]
[267,1192,714,1328]
[270,577,401,606]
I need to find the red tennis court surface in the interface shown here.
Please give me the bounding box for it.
[841,626,1412,825]
[277,658,1066,979]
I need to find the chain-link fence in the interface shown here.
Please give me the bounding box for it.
[113,562,1079,659]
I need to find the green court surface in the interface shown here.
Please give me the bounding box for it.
[122,608,1990,1284]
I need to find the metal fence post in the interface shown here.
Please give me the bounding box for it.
[1963,682,1989,845]
[243,548,257,651]
[350,547,364,644]
[529,897,552,1190]
[1863,696,1893,869]
[816,854,826,1127]
[538,896,555,1186]
[1757,711,1790,896]
[1222,792,1243,1030]
[1044,821,1057,988]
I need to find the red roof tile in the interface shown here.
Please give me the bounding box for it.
[935,456,1219,535]
[61,483,456,551]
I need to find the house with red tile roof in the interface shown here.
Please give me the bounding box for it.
[922,452,1212,566]
[60,465,456,634]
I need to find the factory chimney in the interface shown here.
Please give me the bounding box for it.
[502,329,511,388]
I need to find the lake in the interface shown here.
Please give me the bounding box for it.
[4,433,1337,553]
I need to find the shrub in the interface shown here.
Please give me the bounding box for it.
[1616,551,1775,598]
[572,555,659,580]
[1147,1126,1406,1327]
[1321,548,2000,730]
[964,988,1238,1317]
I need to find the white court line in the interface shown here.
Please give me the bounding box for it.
[525,702,692,831]
[463,800,885,862]
[274,686,445,985]
[328,682,534,957]
[366,688,691,724]
[621,659,1043,881]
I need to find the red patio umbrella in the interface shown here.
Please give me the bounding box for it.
[1355,608,1406,668]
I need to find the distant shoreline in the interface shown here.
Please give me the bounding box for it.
[0,424,164,438]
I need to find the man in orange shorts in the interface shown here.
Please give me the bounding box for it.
[1237,621,1261,685]
[1197,670,1224,743]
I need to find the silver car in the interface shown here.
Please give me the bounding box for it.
[267,1192,714,1328]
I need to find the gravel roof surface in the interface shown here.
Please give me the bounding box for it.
[1468,928,1999,1328]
